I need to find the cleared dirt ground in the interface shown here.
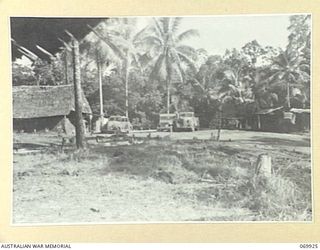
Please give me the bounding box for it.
[12,130,312,224]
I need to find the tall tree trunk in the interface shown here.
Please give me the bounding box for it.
[166,78,170,114]
[72,39,85,149]
[125,67,130,118]
[217,104,222,141]
[287,81,291,108]
[97,54,104,121]
[64,51,69,85]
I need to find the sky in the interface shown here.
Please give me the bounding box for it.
[139,15,291,56]
[14,15,292,66]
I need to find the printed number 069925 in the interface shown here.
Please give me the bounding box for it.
[300,244,318,248]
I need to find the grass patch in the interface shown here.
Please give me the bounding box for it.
[13,134,312,222]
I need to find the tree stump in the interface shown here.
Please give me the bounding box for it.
[255,153,272,177]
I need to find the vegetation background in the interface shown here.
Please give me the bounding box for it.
[12,15,311,129]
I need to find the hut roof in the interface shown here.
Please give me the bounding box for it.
[11,17,104,61]
[13,85,92,119]
[290,108,310,114]
[255,106,283,115]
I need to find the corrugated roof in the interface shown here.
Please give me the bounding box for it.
[13,85,92,119]
[290,108,310,114]
[255,106,283,115]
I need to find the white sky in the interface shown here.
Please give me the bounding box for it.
[138,15,291,55]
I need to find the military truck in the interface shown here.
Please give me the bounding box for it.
[101,115,133,134]
[173,112,199,132]
[157,113,176,132]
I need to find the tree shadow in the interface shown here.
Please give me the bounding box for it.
[246,136,310,147]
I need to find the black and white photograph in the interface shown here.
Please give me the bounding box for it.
[11,15,312,224]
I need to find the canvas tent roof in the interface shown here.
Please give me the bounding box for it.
[13,85,92,119]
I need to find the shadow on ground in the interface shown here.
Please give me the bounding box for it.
[246,136,310,147]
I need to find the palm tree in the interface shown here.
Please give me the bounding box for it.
[106,18,149,118]
[251,68,279,109]
[84,20,125,121]
[88,18,148,118]
[268,47,310,108]
[145,17,199,114]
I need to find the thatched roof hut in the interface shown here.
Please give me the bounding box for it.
[13,85,91,119]
[13,85,92,133]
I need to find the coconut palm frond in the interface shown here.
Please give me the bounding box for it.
[176,45,197,57]
[267,71,283,83]
[176,52,197,73]
[175,29,200,43]
[170,50,186,83]
[150,54,166,81]
[172,63,185,83]
[142,35,163,46]
[171,17,183,33]
[132,25,151,43]
[88,25,126,60]
[110,35,133,51]
[96,40,122,65]
[152,18,165,37]
[159,17,170,35]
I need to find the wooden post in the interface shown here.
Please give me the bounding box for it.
[72,38,85,149]
[255,153,272,177]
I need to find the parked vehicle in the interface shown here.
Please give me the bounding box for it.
[157,113,176,132]
[173,112,199,132]
[101,115,133,134]
[210,118,240,130]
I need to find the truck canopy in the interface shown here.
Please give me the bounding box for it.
[159,114,176,120]
[179,112,194,117]
[109,116,129,122]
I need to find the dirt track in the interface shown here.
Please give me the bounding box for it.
[131,129,310,154]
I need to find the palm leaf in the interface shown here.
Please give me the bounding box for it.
[150,54,166,81]
[132,25,151,43]
[176,45,197,57]
[160,17,170,35]
[152,18,165,37]
[142,35,163,46]
[176,52,197,73]
[176,29,199,43]
[170,17,183,33]
[87,25,125,60]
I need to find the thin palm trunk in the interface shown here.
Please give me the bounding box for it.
[125,66,130,118]
[166,78,170,114]
[64,52,69,85]
[96,49,104,130]
[217,105,222,141]
[97,59,104,119]
[287,81,291,108]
